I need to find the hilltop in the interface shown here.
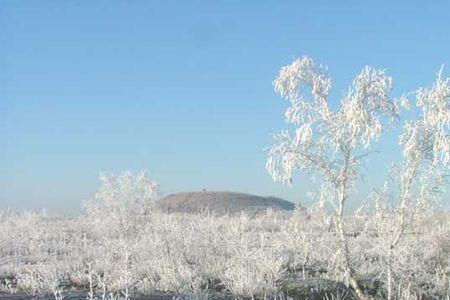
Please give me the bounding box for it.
[154,191,295,215]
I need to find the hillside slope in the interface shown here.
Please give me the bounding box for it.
[154,191,295,215]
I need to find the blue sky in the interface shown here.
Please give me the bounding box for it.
[1,1,449,213]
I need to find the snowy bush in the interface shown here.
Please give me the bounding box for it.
[1,207,450,299]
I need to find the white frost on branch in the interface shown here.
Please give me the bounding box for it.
[267,56,405,299]
[266,56,400,188]
[85,171,160,216]
[400,67,450,167]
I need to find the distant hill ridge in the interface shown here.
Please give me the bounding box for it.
[155,191,295,215]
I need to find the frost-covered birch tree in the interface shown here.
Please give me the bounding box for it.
[266,56,401,299]
[378,68,450,300]
[84,171,160,236]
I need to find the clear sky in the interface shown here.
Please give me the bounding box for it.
[1,1,449,213]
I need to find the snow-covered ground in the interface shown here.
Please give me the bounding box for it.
[1,208,449,299]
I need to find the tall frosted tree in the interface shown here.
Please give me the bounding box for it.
[381,68,450,299]
[266,56,401,299]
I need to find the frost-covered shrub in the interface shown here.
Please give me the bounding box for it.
[1,207,450,300]
[85,171,159,216]
[83,171,160,237]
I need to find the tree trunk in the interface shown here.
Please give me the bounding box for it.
[335,149,372,300]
